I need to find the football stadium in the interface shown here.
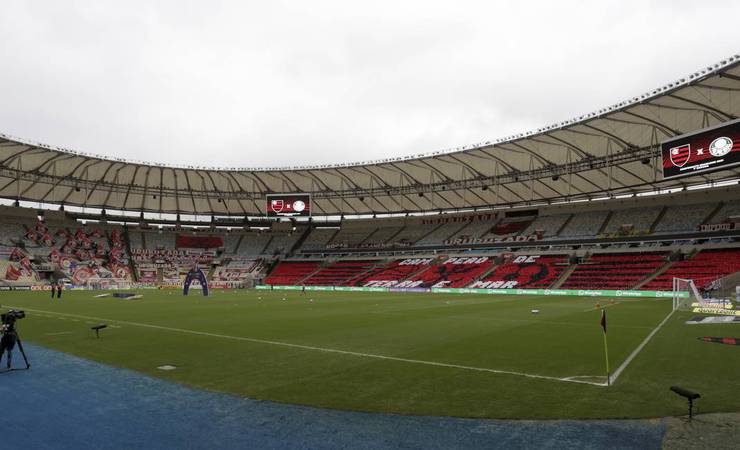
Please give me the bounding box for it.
[2,5,740,450]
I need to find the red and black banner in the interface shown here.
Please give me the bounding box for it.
[697,336,739,346]
[661,119,740,180]
[266,194,311,217]
[176,235,224,249]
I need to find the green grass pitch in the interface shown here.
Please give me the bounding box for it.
[3,289,739,419]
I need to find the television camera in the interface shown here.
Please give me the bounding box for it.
[1,308,31,371]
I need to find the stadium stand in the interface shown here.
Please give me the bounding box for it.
[416,220,469,246]
[386,222,437,247]
[642,248,740,291]
[559,211,609,237]
[264,261,322,285]
[350,258,432,287]
[405,256,493,288]
[520,214,570,238]
[302,260,377,286]
[470,255,567,289]
[559,253,667,290]
[601,207,660,235]
[359,223,405,247]
[653,203,716,233]
[235,233,272,256]
[301,228,338,251]
[328,222,377,248]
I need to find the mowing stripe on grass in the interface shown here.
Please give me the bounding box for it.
[14,305,609,387]
[608,308,675,385]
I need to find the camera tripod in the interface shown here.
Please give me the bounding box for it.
[0,328,31,373]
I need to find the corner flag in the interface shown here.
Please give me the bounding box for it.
[600,309,610,386]
[600,309,607,333]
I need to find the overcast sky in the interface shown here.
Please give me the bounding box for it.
[0,1,738,168]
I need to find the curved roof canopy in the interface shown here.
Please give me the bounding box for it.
[2,56,740,217]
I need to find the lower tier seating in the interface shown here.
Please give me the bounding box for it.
[351,258,433,287]
[560,253,666,290]
[302,260,376,286]
[264,261,321,285]
[643,249,740,291]
[471,255,566,289]
[406,257,493,288]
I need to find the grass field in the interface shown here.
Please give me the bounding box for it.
[2,289,739,419]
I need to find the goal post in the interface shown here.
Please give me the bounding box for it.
[672,277,703,311]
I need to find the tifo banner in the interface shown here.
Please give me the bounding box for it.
[176,235,224,249]
[256,285,686,298]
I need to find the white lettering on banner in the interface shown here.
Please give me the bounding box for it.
[398,258,432,266]
[443,257,489,265]
[469,280,518,289]
[363,280,424,288]
[513,255,540,264]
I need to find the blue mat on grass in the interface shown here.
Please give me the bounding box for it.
[0,345,665,449]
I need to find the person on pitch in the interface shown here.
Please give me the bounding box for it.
[0,323,18,369]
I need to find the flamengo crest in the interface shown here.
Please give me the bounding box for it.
[669,144,691,167]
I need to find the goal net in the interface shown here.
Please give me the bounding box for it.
[672,277,703,311]
[84,277,132,291]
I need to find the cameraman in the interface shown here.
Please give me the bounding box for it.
[0,321,18,369]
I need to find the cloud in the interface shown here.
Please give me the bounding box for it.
[0,0,738,167]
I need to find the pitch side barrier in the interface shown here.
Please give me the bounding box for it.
[256,285,687,298]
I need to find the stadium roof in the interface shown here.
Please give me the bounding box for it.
[2,55,740,217]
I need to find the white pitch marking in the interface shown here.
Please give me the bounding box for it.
[7,305,607,386]
[44,331,72,336]
[608,308,675,385]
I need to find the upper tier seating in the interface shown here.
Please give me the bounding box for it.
[128,231,144,249]
[352,258,433,287]
[387,223,437,246]
[302,228,338,250]
[302,260,377,286]
[262,231,303,256]
[405,256,493,288]
[602,207,660,234]
[264,261,321,285]
[710,202,740,223]
[145,231,176,249]
[448,220,495,241]
[482,218,533,238]
[360,226,405,247]
[643,249,740,291]
[222,234,241,254]
[560,253,666,290]
[328,223,377,248]
[471,255,566,289]
[653,203,715,233]
[559,211,609,237]
[416,222,469,246]
[520,214,570,238]
[235,233,272,256]
[0,223,24,246]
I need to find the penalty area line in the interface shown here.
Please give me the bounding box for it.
[13,305,607,387]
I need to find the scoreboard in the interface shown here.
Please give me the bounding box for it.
[661,119,740,180]
[266,194,311,217]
